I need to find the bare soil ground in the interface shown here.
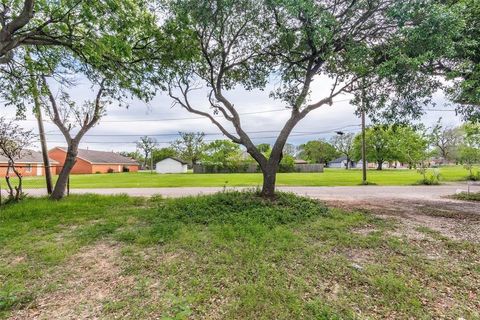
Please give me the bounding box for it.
[326,198,480,243]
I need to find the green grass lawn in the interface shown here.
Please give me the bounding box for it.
[0,192,478,319]
[21,166,478,189]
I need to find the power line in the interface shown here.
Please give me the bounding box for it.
[39,125,361,137]
[6,98,354,123]
[32,124,361,145]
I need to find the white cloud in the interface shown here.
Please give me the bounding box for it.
[1,76,463,152]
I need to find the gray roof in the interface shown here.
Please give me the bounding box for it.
[329,156,348,163]
[0,149,58,164]
[54,147,139,165]
[159,157,189,165]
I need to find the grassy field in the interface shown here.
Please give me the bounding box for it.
[21,166,478,189]
[0,192,478,319]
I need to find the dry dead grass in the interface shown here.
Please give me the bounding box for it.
[8,242,134,320]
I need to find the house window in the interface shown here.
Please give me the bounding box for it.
[25,164,32,173]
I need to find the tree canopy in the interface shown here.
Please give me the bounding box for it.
[298,140,338,165]
[163,0,458,196]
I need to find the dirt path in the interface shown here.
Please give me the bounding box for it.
[327,197,480,243]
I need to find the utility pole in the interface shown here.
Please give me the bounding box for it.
[361,84,367,185]
[150,148,154,174]
[26,51,53,194]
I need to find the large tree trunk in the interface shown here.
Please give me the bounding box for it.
[51,145,78,200]
[261,165,277,198]
[377,161,383,170]
[259,153,282,199]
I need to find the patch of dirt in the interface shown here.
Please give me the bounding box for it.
[326,198,480,243]
[9,242,134,320]
[352,225,379,236]
[345,248,377,265]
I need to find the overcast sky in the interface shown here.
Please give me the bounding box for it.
[1,76,463,153]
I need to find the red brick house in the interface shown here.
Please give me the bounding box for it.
[48,147,139,174]
[0,150,58,177]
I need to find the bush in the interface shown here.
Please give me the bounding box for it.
[466,171,480,181]
[279,154,295,173]
[196,162,257,173]
[107,168,114,173]
[149,191,329,226]
[451,192,480,201]
[417,168,441,185]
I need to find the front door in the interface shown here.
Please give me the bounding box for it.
[37,164,42,176]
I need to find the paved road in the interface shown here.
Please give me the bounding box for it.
[20,183,480,201]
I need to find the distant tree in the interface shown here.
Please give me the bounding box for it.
[119,151,143,163]
[459,122,480,179]
[464,123,480,147]
[331,133,355,169]
[0,117,35,202]
[202,139,242,166]
[283,143,296,157]
[353,126,397,170]
[429,120,463,163]
[256,143,271,154]
[279,154,296,172]
[394,126,430,169]
[152,147,177,165]
[298,140,338,165]
[458,146,480,179]
[136,136,158,169]
[171,132,205,165]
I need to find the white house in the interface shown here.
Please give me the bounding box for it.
[155,157,188,174]
[328,156,356,169]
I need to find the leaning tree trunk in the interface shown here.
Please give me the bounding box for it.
[51,145,78,200]
[5,162,23,201]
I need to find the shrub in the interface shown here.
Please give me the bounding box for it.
[417,168,441,185]
[107,168,114,173]
[197,162,257,173]
[466,171,480,181]
[451,192,480,201]
[150,191,329,226]
[279,154,295,173]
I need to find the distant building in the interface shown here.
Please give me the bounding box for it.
[294,159,308,165]
[328,156,356,169]
[48,147,139,174]
[0,149,58,177]
[156,157,188,174]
